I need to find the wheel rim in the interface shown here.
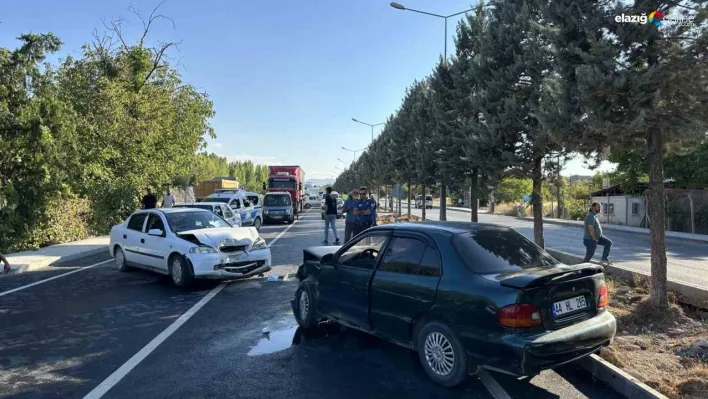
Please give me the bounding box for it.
[299,290,310,321]
[115,249,125,269]
[424,332,455,376]
[172,259,182,283]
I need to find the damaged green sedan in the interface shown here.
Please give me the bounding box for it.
[292,221,616,387]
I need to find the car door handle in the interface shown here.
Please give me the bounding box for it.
[140,238,145,244]
[123,234,127,239]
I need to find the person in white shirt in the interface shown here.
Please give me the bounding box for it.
[162,191,175,208]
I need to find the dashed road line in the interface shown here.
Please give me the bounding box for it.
[478,370,513,399]
[0,259,113,297]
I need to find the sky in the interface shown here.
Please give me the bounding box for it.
[1,0,615,181]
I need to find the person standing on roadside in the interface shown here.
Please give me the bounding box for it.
[341,191,348,201]
[323,187,340,245]
[583,202,613,265]
[342,189,360,242]
[142,188,157,209]
[369,193,378,226]
[162,190,175,208]
[353,187,373,236]
[1,251,10,274]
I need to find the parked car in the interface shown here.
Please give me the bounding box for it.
[415,195,433,209]
[321,197,344,219]
[173,202,242,227]
[109,208,271,287]
[203,190,263,230]
[262,192,295,224]
[291,221,615,387]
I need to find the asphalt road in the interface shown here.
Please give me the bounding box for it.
[401,204,708,288]
[1,210,620,399]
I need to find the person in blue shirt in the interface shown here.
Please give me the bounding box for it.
[342,189,360,243]
[353,188,374,236]
[369,193,378,226]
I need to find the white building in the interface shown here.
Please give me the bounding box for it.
[589,185,646,227]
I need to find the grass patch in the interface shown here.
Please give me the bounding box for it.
[602,276,708,398]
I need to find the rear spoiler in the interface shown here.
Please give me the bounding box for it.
[495,264,604,289]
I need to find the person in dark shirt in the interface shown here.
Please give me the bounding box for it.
[342,189,360,242]
[353,188,373,236]
[142,188,158,209]
[323,187,340,244]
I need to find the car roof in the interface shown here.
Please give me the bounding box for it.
[368,221,514,235]
[206,191,260,199]
[136,208,210,215]
[265,192,291,196]
[174,202,221,207]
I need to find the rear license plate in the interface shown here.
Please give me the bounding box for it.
[552,295,587,317]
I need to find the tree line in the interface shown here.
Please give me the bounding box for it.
[334,0,707,309]
[188,153,270,191]
[0,6,215,252]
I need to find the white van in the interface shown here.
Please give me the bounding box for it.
[415,195,433,209]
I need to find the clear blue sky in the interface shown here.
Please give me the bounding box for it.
[1,0,613,181]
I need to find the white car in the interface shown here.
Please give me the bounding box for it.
[415,195,433,209]
[109,208,271,287]
[173,202,242,227]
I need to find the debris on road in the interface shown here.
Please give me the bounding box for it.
[600,277,708,398]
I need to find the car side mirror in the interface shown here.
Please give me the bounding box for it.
[148,229,164,236]
[321,253,334,265]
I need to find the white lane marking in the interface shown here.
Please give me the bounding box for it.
[266,209,310,248]
[0,259,113,297]
[82,282,227,399]
[478,369,513,399]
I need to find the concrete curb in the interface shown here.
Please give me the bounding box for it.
[545,248,708,309]
[6,246,108,275]
[578,354,668,399]
[4,238,110,276]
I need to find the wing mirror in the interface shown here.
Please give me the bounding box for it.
[148,229,164,236]
[320,253,334,265]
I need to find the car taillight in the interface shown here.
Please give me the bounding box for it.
[497,304,542,328]
[598,285,608,308]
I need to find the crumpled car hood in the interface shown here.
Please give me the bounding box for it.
[178,227,259,249]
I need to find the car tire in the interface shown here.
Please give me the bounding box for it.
[169,254,193,288]
[294,283,318,329]
[253,217,262,230]
[114,246,131,272]
[417,322,469,387]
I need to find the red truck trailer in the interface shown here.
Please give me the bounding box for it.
[263,166,306,214]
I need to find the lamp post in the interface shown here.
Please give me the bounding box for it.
[337,158,348,164]
[390,2,475,222]
[341,146,366,163]
[352,118,385,143]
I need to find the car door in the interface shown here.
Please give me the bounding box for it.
[122,213,148,265]
[221,204,239,227]
[141,213,170,271]
[318,231,391,329]
[230,198,248,225]
[370,233,442,344]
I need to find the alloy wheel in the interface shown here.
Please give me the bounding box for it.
[115,249,125,270]
[172,258,182,284]
[424,332,455,376]
[299,290,310,321]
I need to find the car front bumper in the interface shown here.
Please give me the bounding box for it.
[472,310,616,376]
[186,248,272,280]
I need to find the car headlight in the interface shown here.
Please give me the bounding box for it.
[264,209,269,214]
[285,208,292,214]
[189,246,217,254]
[252,237,267,250]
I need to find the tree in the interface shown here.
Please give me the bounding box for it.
[545,1,708,308]
[495,178,533,204]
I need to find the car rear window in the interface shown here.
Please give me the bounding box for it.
[452,228,559,273]
[175,205,213,211]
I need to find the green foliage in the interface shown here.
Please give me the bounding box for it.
[0,11,215,252]
[495,178,533,204]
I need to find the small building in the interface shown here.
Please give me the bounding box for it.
[588,185,646,226]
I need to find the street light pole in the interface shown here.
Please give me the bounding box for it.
[341,146,366,163]
[390,2,474,221]
[352,118,385,143]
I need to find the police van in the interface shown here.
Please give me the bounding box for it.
[203,189,264,230]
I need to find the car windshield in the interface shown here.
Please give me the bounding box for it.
[269,179,296,189]
[174,204,213,211]
[264,194,291,206]
[202,197,231,204]
[452,228,560,274]
[165,210,231,233]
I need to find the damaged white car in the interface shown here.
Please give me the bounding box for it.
[109,208,272,287]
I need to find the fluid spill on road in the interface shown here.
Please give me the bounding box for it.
[247,321,341,356]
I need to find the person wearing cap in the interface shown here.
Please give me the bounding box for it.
[353,187,374,236]
[342,189,360,242]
